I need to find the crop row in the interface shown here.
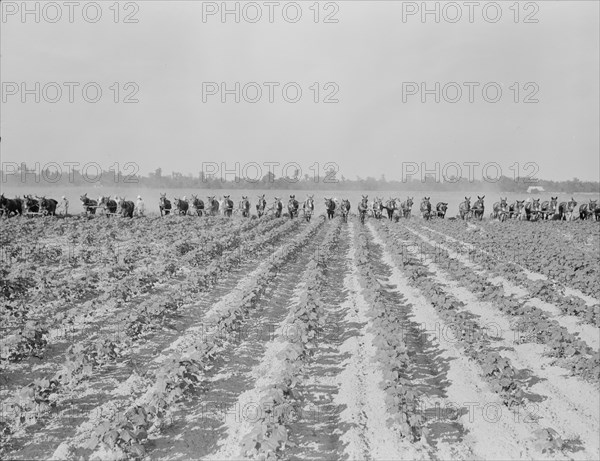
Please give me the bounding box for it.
[240,219,343,459]
[421,220,599,298]
[412,225,599,326]
[399,225,599,383]
[74,217,326,459]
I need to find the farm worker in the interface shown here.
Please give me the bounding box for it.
[60,196,69,216]
[135,195,146,216]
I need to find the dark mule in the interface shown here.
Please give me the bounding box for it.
[420,197,432,220]
[303,195,314,222]
[191,194,204,216]
[436,202,448,219]
[207,196,220,216]
[80,193,98,215]
[558,198,577,221]
[400,197,414,219]
[159,193,172,216]
[288,195,299,219]
[1,194,23,217]
[491,198,509,222]
[358,195,369,224]
[472,196,485,221]
[459,197,471,220]
[174,198,189,216]
[509,200,525,220]
[117,197,135,218]
[524,198,541,221]
[540,197,558,220]
[273,197,283,218]
[256,194,267,218]
[25,195,40,214]
[240,196,251,218]
[579,199,598,221]
[341,199,351,223]
[324,198,336,219]
[40,197,58,216]
[99,196,118,216]
[222,195,234,217]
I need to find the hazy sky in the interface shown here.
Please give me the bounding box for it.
[1,1,599,182]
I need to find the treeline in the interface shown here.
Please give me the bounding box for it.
[2,166,599,193]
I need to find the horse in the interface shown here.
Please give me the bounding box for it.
[472,196,485,221]
[99,196,118,216]
[303,195,314,222]
[384,197,397,221]
[558,198,577,221]
[80,193,98,215]
[509,200,525,220]
[273,197,283,218]
[340,199,351,223]
[288,195,299,219]
[400,197,414,219]
[324,198,336,219]
[540,197,558,220]
[39,197,58,216]
[579,199,598,221]
[372,197,383,219]
[524,198,541,221]
[358,195,369,224]
[256,194,267,217]
[191,194,204,216]
[436,202,448,219]
[420,197,432,220]
[240,196,251,218]
[174,198,189,215]
[222,195,234,217]
[491,198,509,222]
[24,195,40,214]
[159,193,172,216]
[207,196,220,216]
[459,197,471,220]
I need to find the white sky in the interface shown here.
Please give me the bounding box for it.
[1,1,599,182]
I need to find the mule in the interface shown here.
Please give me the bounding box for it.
[459,197,471,220]
[256,194,267,217]
[341,199,351,223]
[358,195,369,224]
[579,199,598,221]
[99,196,118,216]
[116,197,135,218]
[207,196,220,216]
[540,197,558,220]
[240,196,251,218]
[472,196,485,221]
[384,198,397,221]
[191,194,204,216]
[24,195,40,214]
[222,195,234,217]
[80,193,98,215]
[324,198,336,219]
[491,198,509,222]
[420,197,432,220]
[558,198,577,221]
[509,200,525,220]
[372,197,383,219]
[436,202,448,219]
[400,197,414,219]
[159,193,172,216]
[174,198,189,215]
[524,198,540,221]
[1,194,23,217]
[273,197,283,218]
[40,197,58,216]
